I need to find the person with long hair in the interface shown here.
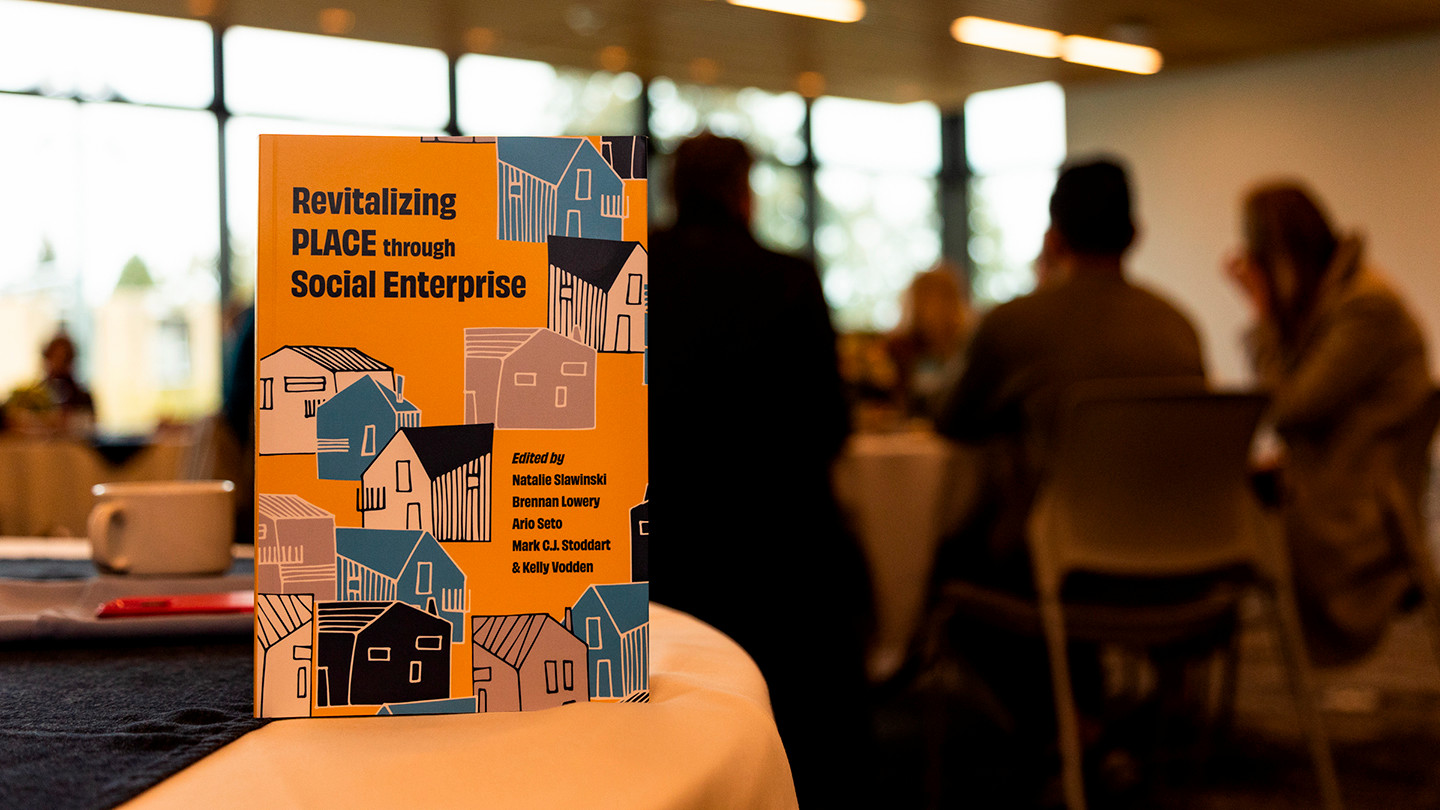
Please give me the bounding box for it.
[1227,180,1432,664]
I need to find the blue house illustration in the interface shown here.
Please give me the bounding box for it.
[567,582,649,701]
[496,137,628,243]
[335,528,469,643]
[316,376,421,481]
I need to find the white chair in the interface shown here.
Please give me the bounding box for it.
[929,379,1341,810]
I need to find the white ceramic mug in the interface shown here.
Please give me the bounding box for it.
[89,480,236,576]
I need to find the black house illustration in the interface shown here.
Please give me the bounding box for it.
[315,601,452,707]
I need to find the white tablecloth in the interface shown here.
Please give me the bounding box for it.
[836,430,975,681]
[121,603,799,810]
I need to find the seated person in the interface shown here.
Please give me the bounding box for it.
[934,158,1206,593]
[885,261,975,424]
[6,331,96,437]
[1226,180,1432,665]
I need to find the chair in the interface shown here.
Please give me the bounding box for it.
[926,380,1341,810]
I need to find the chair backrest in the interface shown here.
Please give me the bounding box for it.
[1026,379,1270,593]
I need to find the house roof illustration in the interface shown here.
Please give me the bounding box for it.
[331,375,419,415]
[258,493,333,520]
[318,601,441,634]
[257,594,312,648]
[265,345,391,373]
[335,529,442,580]
[392,424,495,480]
[548,236,644,290]
[472,614,563,669]
[583,584,648,634]
[496,137,594,186]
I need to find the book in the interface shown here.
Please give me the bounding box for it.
[253,135,649,718]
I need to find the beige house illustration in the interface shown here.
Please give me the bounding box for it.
[462,327,596,430]
[547,236,647,353]
[258,345,395,455]
[359,423,494,543]
[471,613,589,713]
[256,593,314,718]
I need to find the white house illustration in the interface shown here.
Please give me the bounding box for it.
[547,236,647,354]
[258,345,395,455]
[463,327,596,430]
[256,593,314,718]
[358,423,494,543]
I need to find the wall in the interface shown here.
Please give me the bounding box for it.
[1066,32,1440,385]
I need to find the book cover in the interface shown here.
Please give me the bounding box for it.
[252,135,649,718]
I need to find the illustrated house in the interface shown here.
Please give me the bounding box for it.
[316,375,421,481]
[496,137,628,243]
[259,346,395,455]
[256,593,314,718]
[568,583,649,701]
[256,493,337,600]
[463,328,596,430]
[335,527,469,643]
[358,424,494,543]
[315,601,451,708]
[471,613,589,713]
[600,136,647,180]
[630,486,649,583]
[547,236,647,354]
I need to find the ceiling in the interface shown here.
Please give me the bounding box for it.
[51,0,1440,107]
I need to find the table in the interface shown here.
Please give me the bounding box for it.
[835,430,977,682]
[120,602,797,810]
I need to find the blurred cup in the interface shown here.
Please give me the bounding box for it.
[89,480,236,576]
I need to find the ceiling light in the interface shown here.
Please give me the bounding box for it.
[951,16,1061,59]
[725,0,866,24]
[1062,35,1162,74]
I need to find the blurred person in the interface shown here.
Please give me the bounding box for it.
[647,133,875,806]
[925,158,1206,803]
[5,331,96,437]
[885,261,975,423]
[1226,180,1432,665]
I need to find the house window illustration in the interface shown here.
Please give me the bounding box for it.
[559,285,573,301]
[396,460,412,492]
[347,575,361,599]
[416,561,432,595]
[368,647,391,662]
[409,661,422,683]
[586,616,601,649]
[260,378,273,409]
[257,524,268,542]
[285,376,326,393]
[555,386,567,408]
[576,168,591,200]
[362,424,376,456]
[415,635,443,651]
[294,645,312,660]
[627,273,642,305]
[563,660,574,691]
[509,179,521,201]
[296,667,307,699]
[515,372,537,386]
[545,660,559,693]
[639,520,649,536]
[475,667,492,682]
[560,362,587,377]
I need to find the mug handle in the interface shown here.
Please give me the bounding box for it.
[89,501,129,574]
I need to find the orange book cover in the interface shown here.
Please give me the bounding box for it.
[253,135,649,718]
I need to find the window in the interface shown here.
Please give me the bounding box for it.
[409,661,422,683]
[416,561,432,595]
[284,376,326,393]
[456,54,642,137]
[293,645,311,660]
[563,660,574,691]
[638,520,649,536]
[559,285,573,301]
[346,576,361,599]
[475,666,492,681]
[367,647,390,661]
[361,424,376,456]
[415,635,443,650]
[257,523,268,541]
[586,616,601,649]
[396,460,412,492]
[576,168,591,200]
[545,660,559,693]
[260,378,274,409]
[626,274,642,305]
[514,372,537,386]
[965,82,1066,304]
[555,386,567,408]
[296,667,308,699]
[560,362,587,377]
